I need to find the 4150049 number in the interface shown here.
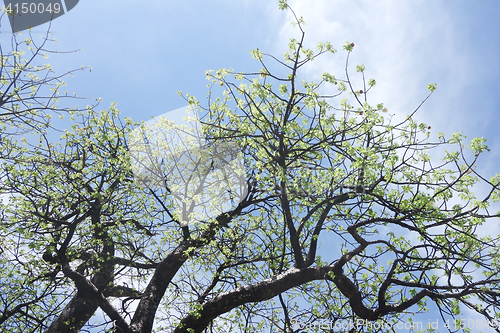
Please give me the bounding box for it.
[5,2,61,15]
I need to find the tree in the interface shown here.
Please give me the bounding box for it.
[0,15,98,332]
[2,3,500,333]
[0,16,95,139]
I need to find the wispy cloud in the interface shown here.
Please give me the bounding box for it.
[268,1,500,149]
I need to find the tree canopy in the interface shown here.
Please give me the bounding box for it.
[1,4,500,333]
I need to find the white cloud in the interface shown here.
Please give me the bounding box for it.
[268,1,476,132]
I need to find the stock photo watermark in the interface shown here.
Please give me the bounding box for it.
[3,0,79,33]
[291,317,500,332]
[127,105,248,227]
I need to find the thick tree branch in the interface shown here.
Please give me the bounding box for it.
[129,201,249,333]
[173,266,333,333]
[60,262,131,333]
[44,296,99,333]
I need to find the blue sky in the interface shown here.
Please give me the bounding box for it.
[22,0,499,175]
[10,0,500,147]
[2,0,500,331]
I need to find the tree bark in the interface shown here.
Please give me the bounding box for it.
[172,266,334,333]
[127,195,252,333]
[44,296,98,333]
